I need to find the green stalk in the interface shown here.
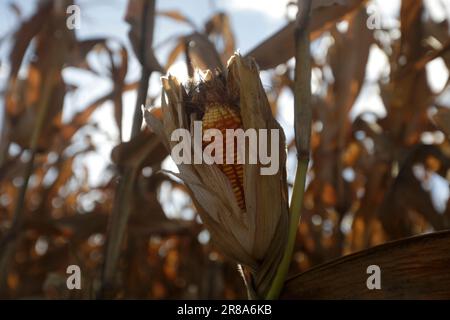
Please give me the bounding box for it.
[265,160,309,299]
[265,0,312,300]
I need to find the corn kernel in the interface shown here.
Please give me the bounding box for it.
[202,103,245,211]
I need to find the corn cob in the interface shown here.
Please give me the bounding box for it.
[201,103,245,211]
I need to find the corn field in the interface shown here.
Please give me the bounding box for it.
[0,0,450,300]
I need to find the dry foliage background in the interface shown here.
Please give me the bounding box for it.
[1,0,450,299]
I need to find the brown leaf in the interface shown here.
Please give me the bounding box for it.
[400,0,424,61]
[184,32,224,71]
[66,39,107,71]
[204,12,236,62]
[245,0,366,69]
[164,32,224,73]
[328,8,373,152]
[284,231,450,298]
[9,2,51,78]
[157,10,196,28]
[111,129,167,169]
[107,46,128,142]
[328,9,373,114]
[59,81,139,142]
[125,0,163,72]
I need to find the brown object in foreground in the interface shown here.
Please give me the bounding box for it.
[283,230,450,299]
[144,54,290,298]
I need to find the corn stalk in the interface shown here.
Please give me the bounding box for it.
[0,26,68,296]
[266,0,312,300]
[99,0,157,298]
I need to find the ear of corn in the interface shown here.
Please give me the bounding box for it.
[144,53,289,298]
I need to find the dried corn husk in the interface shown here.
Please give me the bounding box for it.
[144,53,289,298]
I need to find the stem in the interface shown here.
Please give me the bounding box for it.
[265,160,309,299]
[266,0,312,300]
[99,0,156,298]
[0,51,59,294]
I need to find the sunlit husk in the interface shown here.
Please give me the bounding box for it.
[144,53,289,297]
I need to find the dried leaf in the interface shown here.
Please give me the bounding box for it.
[284,231,450,299]
[245,0,366,69]
[158,10,196,28]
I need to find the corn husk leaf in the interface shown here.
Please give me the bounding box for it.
[143,53,289,297]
